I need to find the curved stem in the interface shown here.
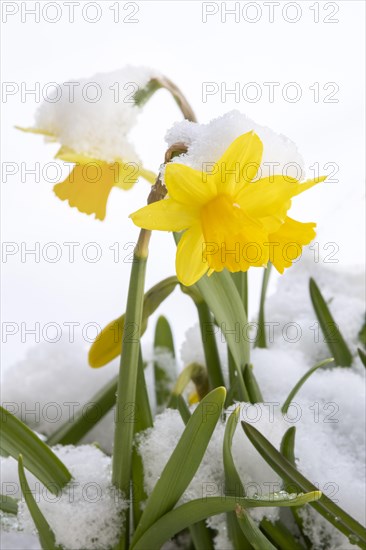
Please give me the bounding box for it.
[134,76,197,122]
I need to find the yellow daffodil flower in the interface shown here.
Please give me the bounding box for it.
[130,132,326,285]
[18,127,155,220]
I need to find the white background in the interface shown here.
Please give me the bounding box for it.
[1,0,365,370]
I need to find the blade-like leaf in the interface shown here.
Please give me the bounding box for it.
[260,518,305,550]
[131,493,322,550]
[131,387,226,546]
[243,364,264,404]
[280,427,296,466]
[47,375,118,446]
[281,358,334,414]
[154,316,177,409]
[197,271,249,368]
[242,422,366,549]
[231,271,248,316]
[89,276,178,368]
[154,315,175,356]
[0,494,18,514]
[280,428,313,549]
[358,348,366,368]
[224,407,271,549]
[195,300,225,389]
[196,271,249,400]
[18,455,59,550]
[358,322,366,347]
[0,407,71,494]
[309,278,352,366]
[254,264,272,348]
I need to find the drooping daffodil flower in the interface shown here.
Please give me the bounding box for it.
[18,66,157,220]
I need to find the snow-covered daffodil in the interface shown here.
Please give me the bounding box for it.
[130,132,326,286]
[18,66,158,220]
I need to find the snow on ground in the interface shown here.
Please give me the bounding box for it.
[1,445,127,550]
[0,340,119,454]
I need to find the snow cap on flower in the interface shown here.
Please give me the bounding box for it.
[164,110,305,180]
[21,66,158,219]
[35,65,159,163]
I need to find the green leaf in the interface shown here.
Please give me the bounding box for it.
[280,427,296,466]
[189,522,215,550]
[171,390,214,550]
[154,316,177,409]
[281,358,334,414]
[175,394,192,424]
[358,348,366,368]
[196,271,249,400]
[358,321,366,347]
[224,407,271,550]
[195,300,225,389]
[154,315,175,356]
[227,349,250,404]
[47,375,118,446]
[231,271,248,317]
[0,407,71,494]
[243,364,264,404]
[236,508,275,550]
[131,493,322,550]
[309,278,353,366]
[254,264,272,348]
[131,387,226,547]
[260,518,305,550]
[280,428,313,549]
[197,271,249,367]
[242,422,366,549]
[0,494,18,514]
[18,455,59,550]
[89,276,178,368]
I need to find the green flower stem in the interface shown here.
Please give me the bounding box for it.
[134,77,197,122]
[132,347,153,528]
[254,264,272,348]
[112,228,151,547]
[227,349,250,403]
[135,346,153,432]
[195,300,225,389]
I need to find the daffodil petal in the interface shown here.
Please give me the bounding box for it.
[16,126,55,139]
[215,131,263,195]
[130,199,198,231]
[294,175,328,195]
[54,163,116,220]
[55,146,95,164]
[236,175,297,217]
[176,224,208,286]
[269,216,316,273]
[165,163,217,206]
[114,163,141,190]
